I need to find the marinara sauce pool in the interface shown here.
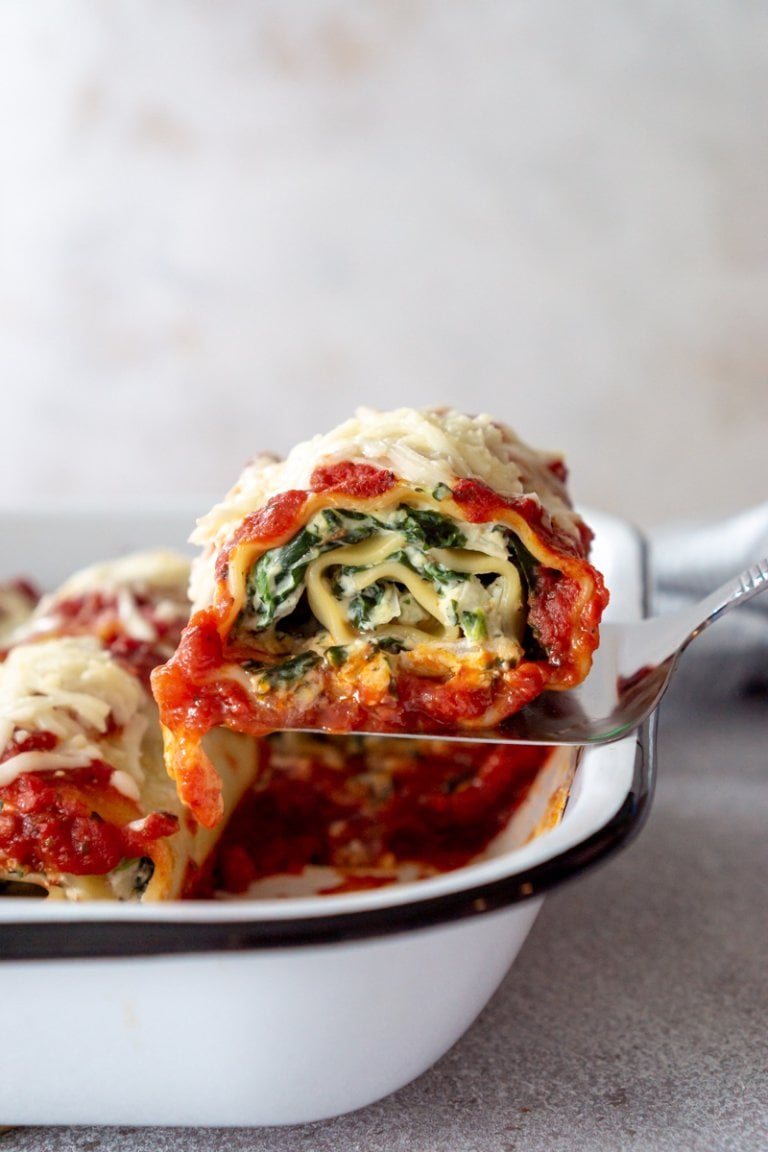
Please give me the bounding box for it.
[192,735,549,897]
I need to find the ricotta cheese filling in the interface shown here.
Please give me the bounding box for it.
[236,502,530,669]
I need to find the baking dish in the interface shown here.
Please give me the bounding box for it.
[0,508,653,1126]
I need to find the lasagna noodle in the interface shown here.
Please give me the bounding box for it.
[152,408,609,827]
[0,551,258,900]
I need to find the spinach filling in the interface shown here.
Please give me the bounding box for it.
[109,855,155,900]
[239,502,540,661]
[247,509,378,631]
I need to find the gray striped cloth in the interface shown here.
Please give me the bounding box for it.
[650,504,768,700]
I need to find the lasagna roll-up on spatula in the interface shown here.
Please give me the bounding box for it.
[0,551,258,899]
[153,408,609,829]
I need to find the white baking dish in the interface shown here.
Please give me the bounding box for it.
[0,508,653,1126]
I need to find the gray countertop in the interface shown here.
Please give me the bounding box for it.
[3,659,767,1152]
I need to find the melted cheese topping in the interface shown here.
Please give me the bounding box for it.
[51,550,190,600]
[0,636,149,798]
[17,549,190,648]
[189,408,580,611]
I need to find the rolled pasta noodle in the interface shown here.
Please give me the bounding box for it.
[0,551,258,899]
[153,408,608,828]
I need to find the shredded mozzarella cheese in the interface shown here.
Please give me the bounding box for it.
[0,636,150,797]
[189,408,581,610]
[14,550,190,648]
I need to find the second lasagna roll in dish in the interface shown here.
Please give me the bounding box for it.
[0,551,258,900]
[153,408,609,828]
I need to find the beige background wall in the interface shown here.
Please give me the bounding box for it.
[1,2,766,530]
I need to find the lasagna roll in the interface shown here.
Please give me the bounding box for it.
[0,551,258,900]
[153,408,608,829]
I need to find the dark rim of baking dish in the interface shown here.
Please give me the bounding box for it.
[0,521,655,962]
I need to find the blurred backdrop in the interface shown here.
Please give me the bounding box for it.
[0,1,766,530]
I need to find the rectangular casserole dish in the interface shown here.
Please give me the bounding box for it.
[0,507,653,1126]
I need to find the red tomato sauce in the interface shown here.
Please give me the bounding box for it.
[193,739,549,896]
[310,461,396,498]
[27,591,187,688]
[215,465,396,585]
[452,478,586,559]
[156,648,545,762]
[0,753,177,878]
[216,489,309,586]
